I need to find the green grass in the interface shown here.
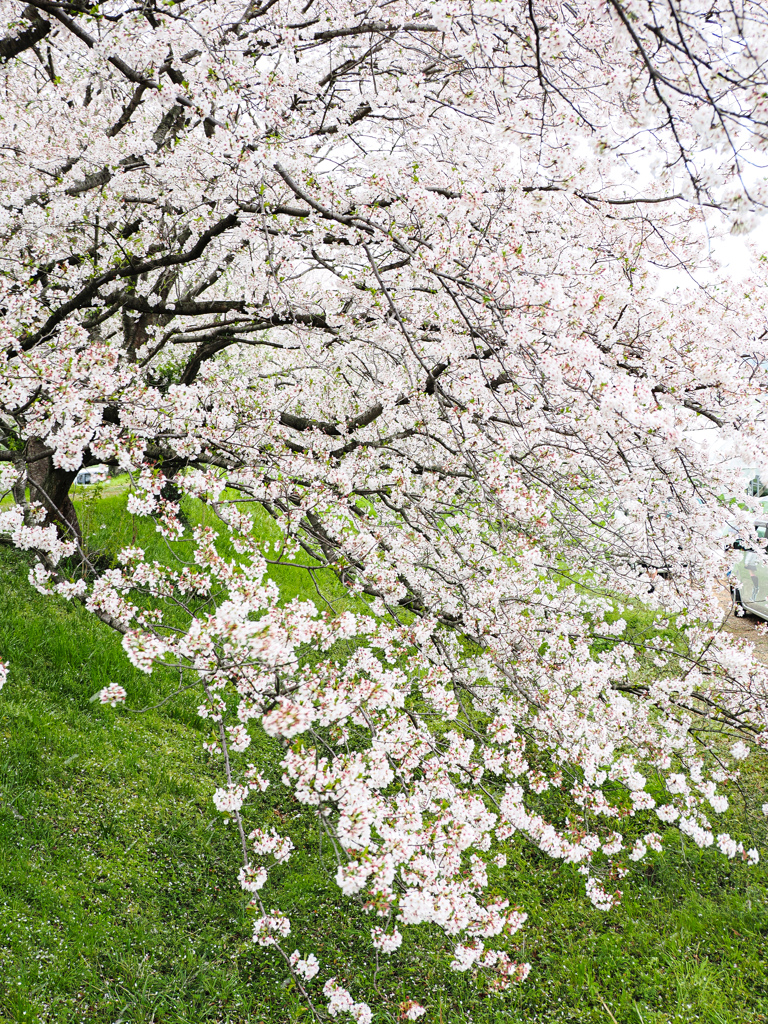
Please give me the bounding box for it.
[0,488,767,1023]
[68,475,358,614]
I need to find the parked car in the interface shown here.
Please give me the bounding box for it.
[74,464,109,486]
[729,520,768,620]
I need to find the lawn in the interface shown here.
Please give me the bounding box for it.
[0,481,766,1023]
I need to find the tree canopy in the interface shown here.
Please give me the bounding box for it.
[1,0,767,1017]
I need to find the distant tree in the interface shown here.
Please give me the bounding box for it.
[1,0,768,1017]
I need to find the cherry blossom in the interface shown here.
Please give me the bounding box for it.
[97,683,127,707]
[1,0,767,1017]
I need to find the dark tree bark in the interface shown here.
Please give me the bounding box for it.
[25,438,81,543]
[11,468,25,505]
[0,6,50,62]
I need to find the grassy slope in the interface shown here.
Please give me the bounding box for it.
[0,484,767,1024]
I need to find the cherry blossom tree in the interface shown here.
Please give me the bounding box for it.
[1,0,768,1017]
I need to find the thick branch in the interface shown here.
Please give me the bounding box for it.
[18,213,240,352]
[0,6,50,61]
[313,21,438,41]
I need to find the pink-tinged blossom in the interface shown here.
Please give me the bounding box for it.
[371,926,403,952]
[585,877,620,912]
[126,492,157,517]
[239,864,268,892]
[227,723,251,753]
[122,631,168,674]
[54,579,88,600]
[262,697,313,739]
[630,790,656,811]
[249,828,294,863]
[716,834,743,859]
[644,833,663,853]
[0,465,20,496]
[213,785,248,814]
[602,833,623,856]
[98,684,127,707]
[253,912,291,947]
[452,941,484,971]
[629,841,647,862]
[289,950,320,981]
[656,804,680,824]
[323,980,371,1024]
[666,774,689,796]
[244,766,270,792]
[336,861,372,897]
[401,1001,426,1020]
[679,816,714,848]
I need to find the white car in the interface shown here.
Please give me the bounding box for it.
[729,520,768,620]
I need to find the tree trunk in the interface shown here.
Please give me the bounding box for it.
[11,466,25,505]
[25,438,81,544]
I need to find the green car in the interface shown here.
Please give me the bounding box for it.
[730,520,768,620]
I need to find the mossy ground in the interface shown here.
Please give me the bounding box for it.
[0,482,767,1023]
